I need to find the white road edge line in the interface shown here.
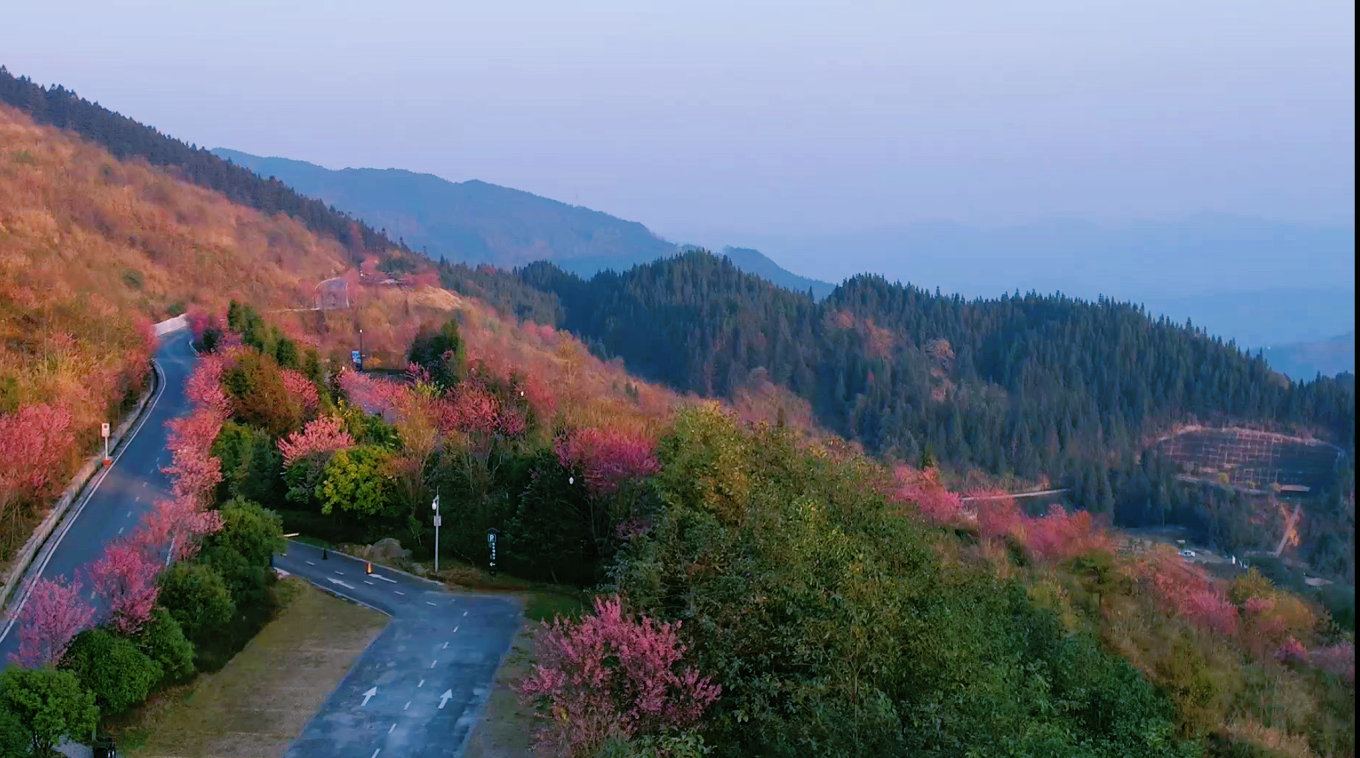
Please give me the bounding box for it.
[0,343,171,645]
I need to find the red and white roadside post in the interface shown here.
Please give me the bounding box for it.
[101,422,111,466]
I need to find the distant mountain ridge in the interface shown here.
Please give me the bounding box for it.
[212,148,675,269]
[1262,332,1356,382]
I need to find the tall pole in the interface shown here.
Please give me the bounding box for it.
[433,487,440,574]
[359,327,364,369]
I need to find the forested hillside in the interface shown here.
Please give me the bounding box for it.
[0,67,404,262]
[519,251,1354,472]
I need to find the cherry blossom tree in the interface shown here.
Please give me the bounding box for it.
[554,427,661,500]
[9,578,95,667]
[0,404,75,523]
[277,415,355,467]
[85,541,160,634]
[517,595,720,756]
[132,496,224,562]
[184,353,232,418]
[338,368,406,418]
[162,410,224,503]
[888,465,963,523]
[279,368,320,416]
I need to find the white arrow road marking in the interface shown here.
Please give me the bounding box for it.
[361,687,377,706]
[375,575,397,584]
[439,689,453,709]
[328,577,356,590]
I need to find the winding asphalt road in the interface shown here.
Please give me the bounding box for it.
[0,325,521,755]
[276,543,521,758]
[0,328,196,662]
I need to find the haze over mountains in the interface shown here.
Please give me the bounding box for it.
[213,147,1354,373]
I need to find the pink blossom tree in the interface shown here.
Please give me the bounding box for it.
[279,368,320,416]
[554,427,661,500]
[9,577,95,667]
[277,415,355,467]
[132,497,224,562]
[888,465,964,524]
[162,410,224,503]
[0,404,76,524]
[338,368,407,418]
[517,596,720,756]
[85,541,161,634]
[183,353,232,418]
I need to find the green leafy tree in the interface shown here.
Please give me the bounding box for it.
[0,667,98,756]
[407,318,466,389]
[316,446,395,517]
[60,628,162,717]
[212,498,287,568]
[137,608,196,683]
[158,562,235,645]
[0,701,29,758]
[221,351,303,436]
[213,422,287,507]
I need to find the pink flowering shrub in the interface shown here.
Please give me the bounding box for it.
[86,541,161,634]
[517,596,720,756]
[9,578,95,667]
[555,428,661,500]
[1125,547,1240,637]
[279,368,320,415]
[278,415,354,467]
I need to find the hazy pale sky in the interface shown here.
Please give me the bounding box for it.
[4,0,1355,238]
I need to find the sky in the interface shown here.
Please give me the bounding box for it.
[4,1,1355,246]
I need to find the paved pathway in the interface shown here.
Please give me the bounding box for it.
[0,329,196,661]
[276,542,521,758]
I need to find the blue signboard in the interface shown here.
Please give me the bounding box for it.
[351,350,362,370]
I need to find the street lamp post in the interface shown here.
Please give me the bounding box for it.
[432,489,441,574]
[358,327,364,370]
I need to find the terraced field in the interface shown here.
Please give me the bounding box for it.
[1151,427,1344,494]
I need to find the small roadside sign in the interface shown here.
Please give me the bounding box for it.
[433,514,442,527]
[100,423,110,439]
